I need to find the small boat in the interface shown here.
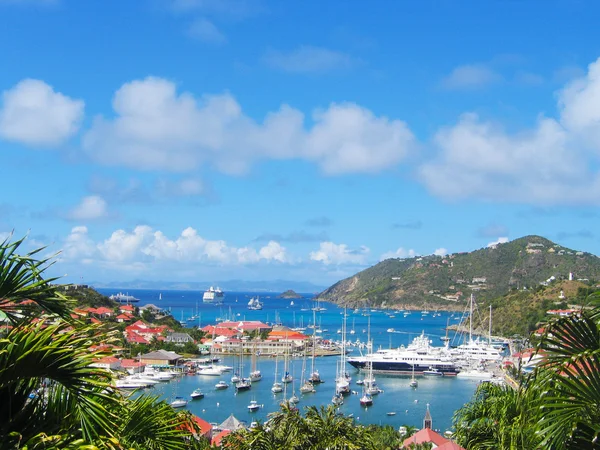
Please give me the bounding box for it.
[170,397,188,408]
[356,379,364,385]
[360,393,373,406]
[236,379,252,391]
[198,367,223,376]
[332,393,344,406]
[423,368,443,376]
[231,374,241,383]
[282,374,293,384]
[410,379,418,388]
[249,371,262,382]
[300,381,315,393]
[271,382,283,393]
[289,394,300,404]
[309,371,323,384]
[387,412,396,416]
[190,388,204,399]
[215,381,229,390]
[247,400,260,412]
[387,328,395,333]
[250,421,259,429]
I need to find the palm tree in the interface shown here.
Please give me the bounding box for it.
[0,237,202,449]
[533,304,600,449]
[452,381,541,449]
[223,404,376,450]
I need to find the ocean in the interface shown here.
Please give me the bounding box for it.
[98,288,481,432]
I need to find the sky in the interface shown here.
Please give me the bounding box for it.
[2,0,600,288]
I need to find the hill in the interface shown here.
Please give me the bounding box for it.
[278,290,302,299]
[316,235,600,314]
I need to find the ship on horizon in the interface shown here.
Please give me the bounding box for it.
[203,286,225,303]
[109,292,140,303]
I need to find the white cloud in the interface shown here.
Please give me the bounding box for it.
[187,18,226,44]
[67,195,109,221]
[0,79,84,146]
[264,46,357,74]
[433,248,448,256]
[419,57,600,205]
[258,241,287,263]
[380,247,417,261]
[98,225,153,262]
[310,241,369,265]
[487,237,509,248]
[82,77,414,175]
[441,64,502,90]
[61,226,96,261]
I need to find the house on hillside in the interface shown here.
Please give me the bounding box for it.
[401,404,465,449]
[139,349,183,366]
[166,332,194,345]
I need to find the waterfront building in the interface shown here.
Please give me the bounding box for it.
[139,349,183,366]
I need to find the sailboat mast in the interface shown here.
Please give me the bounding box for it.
[469,294,473,343]
[489,305,492,345]
[311,309,316,374]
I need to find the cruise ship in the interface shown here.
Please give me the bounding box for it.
[347,332,460,376]
[109,292,140,303]
[203,286,224,303]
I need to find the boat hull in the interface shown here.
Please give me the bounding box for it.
[348,360,459,376]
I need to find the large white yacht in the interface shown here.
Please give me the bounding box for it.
[203,286,224,303]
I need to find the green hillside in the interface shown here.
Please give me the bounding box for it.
[316,236,600,315]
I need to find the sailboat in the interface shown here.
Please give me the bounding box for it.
[248,296,263,310]
[349,318,356,335]
[359,388,373,407]
[410,363,418,388]
[235,342,251,391]
[308,309,323,384]
[299,351,315,393]
[335,309,351,396]
[281,343,293,384]
[159,292,162,301]
[249,344,262,382]
[271,355,283,393]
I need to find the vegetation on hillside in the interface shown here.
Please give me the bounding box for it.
[317,236,600,314]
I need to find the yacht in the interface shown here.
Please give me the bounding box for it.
[347,332,459,376]
[203,286,224,303]
[109,292,140,303]
[359,392,373,407]
[170,397,188,408]
[190,388,204,399]
[423,367,443,376]
[215,380,229,390]
[247,400,260,412]
[197,367,224,376]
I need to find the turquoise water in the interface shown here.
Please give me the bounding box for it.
[99,288,479,432]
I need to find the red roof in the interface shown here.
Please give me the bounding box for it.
[218,320,271,331]
[268,330,308,340]
[402,428,448,448]
[126,333,149,344]
[192,416,212,437]
[90,317,101,324]
[211,429,232,446]
[93,356,120,364]
[116,314,132,320]
[202,325,239,337]
[94,307,113,315]
[120,358,146,368]
[120,305,135,312]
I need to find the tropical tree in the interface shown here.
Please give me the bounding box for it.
[533,303,600,449]
[222,404,377,450]
[452,381,541,449]
[0,236,202,449]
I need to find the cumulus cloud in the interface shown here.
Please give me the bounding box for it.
[433,248,448,256]
[380,247,417,261]
[187,18,227,44]
[0,79,84,146]
[67,196,109,221]
[264,46,358,74]
[82,77,414,175]
[310,241,369,265]
[420,57,600,205]
[64,225,289,266]
[441,64,502,90]
[487,237,509,248]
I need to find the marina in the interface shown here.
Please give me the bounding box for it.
[99,288,503,432]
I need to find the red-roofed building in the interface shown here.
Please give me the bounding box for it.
[93,307,114,318]
[218,320,271,332]
[73,308,89,317]
[126,332,149,344]
[116,313,133,323]
[402,429,449,448]
[91,356,121,370]
[211,430,232,447]
[267,330,309,344]
[436,442,466,450]
[120,358,146,374]
[119,304,135,313]
[547,308,579,316]
[201,325,240,337]
[90,317,101,324]
[124,320,170,341]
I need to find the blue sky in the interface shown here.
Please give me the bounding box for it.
[2,0,600,287]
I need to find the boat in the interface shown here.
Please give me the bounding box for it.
[197,367,224,376]
[300,381,315,393]
[335,309,351,396]
[215,380,229,390]
[410,364,418,388]
[347,331,460,376]
[423,367,443,376]
[234,341,251,391]
[170,396,188,408]
[231,374,241,383]
[247,400,261,412]
[387,412,396,416]
[387,328,395,333]
[349,318,356,335]
[109,292,140,303]
[190,388,204,399]
[331,392,344,406]
[272,355,283,393]
[359,392,373,407]
[203,286,224,303]
[450,297,503,362]
[289,393,300,404]
[290,300,294,306]
[247,296,263,310]
[249,344,262,382]
[114,380,148,390]
[356,379,364,385]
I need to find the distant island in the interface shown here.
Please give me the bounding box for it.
[278,289,302,299]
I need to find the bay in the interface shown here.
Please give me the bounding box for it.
[98,288,480,432]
